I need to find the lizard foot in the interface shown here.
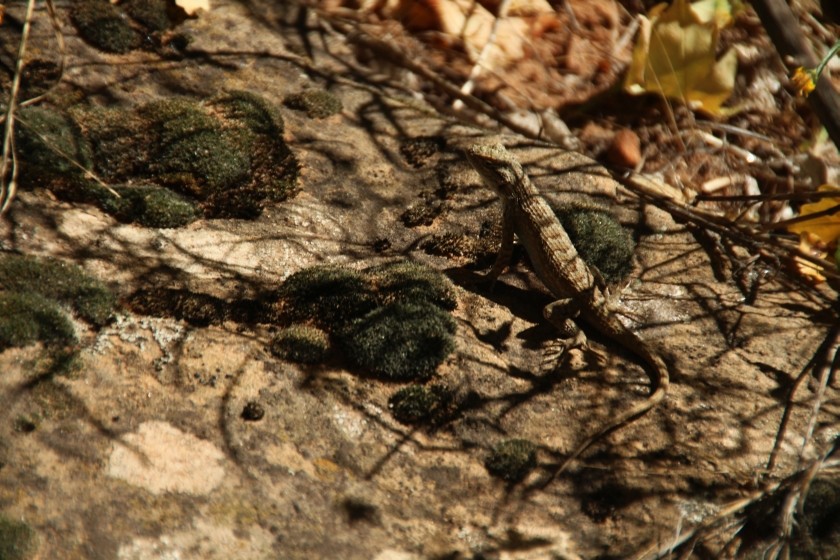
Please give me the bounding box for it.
[542,299,592,373]
[542,331,588,373]
[542,298,581,337]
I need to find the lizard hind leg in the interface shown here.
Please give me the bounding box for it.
[543,298,583,340]
[541,298,589,373]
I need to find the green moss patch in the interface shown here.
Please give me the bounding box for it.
[16,106,92,182]
[122,260,458,381]
[485,439,537,482]
[270,325,330,364]
[0,253,115,327]
[554,207,635,284]
[284,89,342,118]
[70,0,142,53]
[0,515,38,560]
[70,0,179,54]
[142,98,251,197]
[75,106,152,179]
[365,260,458,310]
[278,265,378,328]
[213,90,285,136]
[0,292,77,350]
[126,288,227,327]
[18,93,300,224]
[275,260,458,380]
[337,302,455,381]
[791,477,840,559]
[97,184,198,228]
[388,384,455,425]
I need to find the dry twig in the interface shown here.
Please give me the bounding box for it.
[0,0,65,215]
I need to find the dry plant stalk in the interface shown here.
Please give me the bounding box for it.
[0,0,65,216]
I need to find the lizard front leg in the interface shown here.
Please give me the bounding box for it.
[486,202,515,284]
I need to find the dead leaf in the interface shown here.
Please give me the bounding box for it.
[787,185,840,244]
[479,0,554,16]
[175,0,209,16]
[786,185,840,282]
[686,0,744,27]
[795,233,828,283]
[624,0,738,115]
[358,0,551,69]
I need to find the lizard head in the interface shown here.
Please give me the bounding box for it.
[464,143,523,196]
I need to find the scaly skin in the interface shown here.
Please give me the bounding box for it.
[465,143,670,476]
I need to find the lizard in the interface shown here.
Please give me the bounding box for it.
[464,142,670,477]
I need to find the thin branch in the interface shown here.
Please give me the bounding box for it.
[750,0,840,152]
[0,0,36,215]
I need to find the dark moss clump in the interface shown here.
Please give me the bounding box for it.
[71,0,177,53]
[213,90,284,136]
[400,199,443,227]
[21,93,298,224]
[337,302,455,381]
[554,207,635,284]
[485,439,537,482]
[19,60,62,100]
[0,292,77,350]
[276,261,457,381]
[214,91,300,207]
[122,0,171,32]
[791,477,840,559]
[73,106,151,180]
[204,91,300,217]
[365,260,457,310]
[141,98,251,197]
[16,106,92,181]
[278,265,378,328]
[399,136,444,168]
[15,106,98,206]
[100,184,198,228]
[106,93,296,219]
[241,401,265,421]
[0,254,115,326]
[70,0,142,53]
[126,288,227,326]
[0,515,38,560]
[388,384,454,425]
[270,324,330,364]
[284,89,342,118]
[13,414,39,434]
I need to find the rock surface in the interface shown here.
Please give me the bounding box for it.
[0,2,834,559]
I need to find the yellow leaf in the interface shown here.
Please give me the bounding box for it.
[795,233,827,283]
[624,0,738,115]
[689,0,744,27]
[175,0,209,16]
[787,185,840,244]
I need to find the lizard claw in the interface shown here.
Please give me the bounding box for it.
[542,330,588,373]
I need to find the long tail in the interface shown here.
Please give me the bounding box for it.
[538,346,669,487]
